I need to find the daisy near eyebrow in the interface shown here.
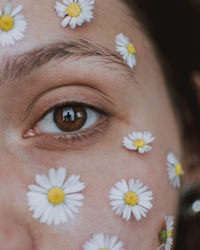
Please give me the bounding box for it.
[115,33,136,69]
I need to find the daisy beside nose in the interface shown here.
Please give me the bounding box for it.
[0,1,27,47]
[27,167,85,226]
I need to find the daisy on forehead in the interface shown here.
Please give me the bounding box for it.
[82,232,125,250]
[26,167,85,226]
[122,131,155,153]
[0,1,27,47]
[54,0,95,29]
[109,178,153,221]
[166,152,184,188]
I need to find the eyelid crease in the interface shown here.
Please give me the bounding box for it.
[22,83,115,123]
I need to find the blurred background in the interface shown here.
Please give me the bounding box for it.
[127,0,200,249]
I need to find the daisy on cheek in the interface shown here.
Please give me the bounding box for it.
[166,152,184,188]
[122,131,155,153]
[158,216,174,250]
[109,178,153,221]
[82,233,125,250]
[26,167,85,226]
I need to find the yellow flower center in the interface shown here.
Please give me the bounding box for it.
[133,138,146,148]
[0,14,14,31]
[126,43,136,54]
[66,3,81,17]
[124,191,138,205]
[47,187,65,205]
[175,162,182,176]
[167,230,172,237]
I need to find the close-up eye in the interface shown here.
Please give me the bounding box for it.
[30,103,103,135]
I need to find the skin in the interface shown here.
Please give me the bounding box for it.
[0,0,186,249]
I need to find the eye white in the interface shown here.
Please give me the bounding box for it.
[36,107,100,133]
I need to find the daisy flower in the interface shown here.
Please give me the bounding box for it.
[157,216,174,250]
[27,167,85,226]
[115,33,136,68]
[167,152,184,188]
[0,1,27,47]
[82,232,125,250]
[55,0,95,29]
[109,178,153,221]
[122,131,155,153]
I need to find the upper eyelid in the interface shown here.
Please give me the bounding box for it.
[22,84,115,124]
[20,85,117,136]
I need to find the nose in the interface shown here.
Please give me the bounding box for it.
[0,211,34,250]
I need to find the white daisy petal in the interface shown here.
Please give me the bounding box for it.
[48,168,57,186]
[0,2,27,47]
[122,130,155,153]
[63,0,72,4]
[110,178,153,221]
[28,184,46,194]
[4,2,12,14]
[36,174,51,190]
[63,203,75,219]
[61,16,71,27]
[11,4,23,17]
[55,0,95,29]
[54,2,67,17]
[27,167,85,225]
[82,233,125,250]
[56,167,66,187]
[166,152,184,188]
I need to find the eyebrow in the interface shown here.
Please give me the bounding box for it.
[0,39,134,85]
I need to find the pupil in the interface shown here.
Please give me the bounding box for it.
[63,108,75,121]
[54,105,87,132]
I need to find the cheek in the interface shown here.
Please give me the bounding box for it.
[52,149,178,249]
[0,133,179,249]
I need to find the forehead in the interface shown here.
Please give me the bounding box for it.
[0,0,141,57]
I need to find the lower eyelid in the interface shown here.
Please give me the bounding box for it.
[29,118,112,151]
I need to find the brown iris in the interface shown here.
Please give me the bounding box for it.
[53,106,87,132]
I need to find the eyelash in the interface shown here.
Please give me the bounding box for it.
[24,101,112,148]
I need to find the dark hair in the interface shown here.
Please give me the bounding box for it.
[125,0,200,249]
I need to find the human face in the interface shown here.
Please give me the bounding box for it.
[0,0,183,249]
